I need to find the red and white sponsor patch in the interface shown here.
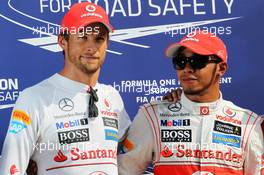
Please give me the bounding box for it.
[200,106,209,115]
[10,164,19,175]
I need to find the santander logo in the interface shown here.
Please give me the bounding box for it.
[53,147,117,163]
[160,145,173,158]
[54,150,68,162]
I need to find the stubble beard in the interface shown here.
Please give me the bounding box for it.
[76,58,100,75]
[183,65,217,96]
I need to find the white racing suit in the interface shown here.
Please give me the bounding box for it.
[0,73,131,175]
[118,93,264,175]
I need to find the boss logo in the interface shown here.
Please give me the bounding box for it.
[58,128,89,145]
[161,129,192,142]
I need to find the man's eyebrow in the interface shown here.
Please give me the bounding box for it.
[97,31,108,37]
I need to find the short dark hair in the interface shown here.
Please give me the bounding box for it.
[173,46,223,62]
[59,25,110,56]
[59,32,69,55]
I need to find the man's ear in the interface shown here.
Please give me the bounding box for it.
[58,35,67,50]
[217,62,228,77]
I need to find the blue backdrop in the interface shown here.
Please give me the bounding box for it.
[1,0,264,159]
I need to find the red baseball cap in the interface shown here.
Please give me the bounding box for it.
[165,31,228,63]
[60,2,113,33]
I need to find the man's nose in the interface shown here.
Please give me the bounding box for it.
[183,63,195,73]
[85,46,97,55]
[84,42,97,55]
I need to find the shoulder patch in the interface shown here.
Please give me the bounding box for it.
[9,110,31,134]
[12,110,31,125]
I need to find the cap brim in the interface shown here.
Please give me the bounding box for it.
[79,19,114,33]
[165,43,182,58]
[165,42,213,58]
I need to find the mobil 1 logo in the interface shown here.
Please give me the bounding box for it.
[56,118,88,130]
[58,128,89,145]
[161,129,192,142]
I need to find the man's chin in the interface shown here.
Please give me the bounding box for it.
[79,66,100,75]
[183,88,201,95]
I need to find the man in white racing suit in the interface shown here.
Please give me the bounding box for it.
[118,31,264,175]
[0,2,131,175]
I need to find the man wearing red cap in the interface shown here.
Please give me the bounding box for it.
[118,31,264,175]
[0,2,131,175]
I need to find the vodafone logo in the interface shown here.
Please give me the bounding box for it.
[54,150,68,162]
[200,106,209,115]
[223,106,236,117]
[101,99,117,118]
[216,115,241,125]
[104,98,111,111]
[86,5,96,12]
[192,171,214,175]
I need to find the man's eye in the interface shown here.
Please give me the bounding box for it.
[96,36,105,42]
[78,35,87,40]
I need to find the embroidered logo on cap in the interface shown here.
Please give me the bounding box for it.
[86,5,96,12]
